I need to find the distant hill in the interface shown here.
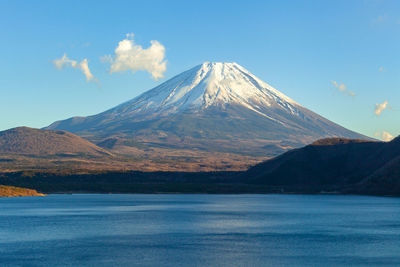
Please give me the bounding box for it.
[0,127,261,172]
[244,136,400,194]
[0,127,112,157]
[0,127,120,172]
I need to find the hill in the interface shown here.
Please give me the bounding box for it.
[0,127,121,172]
[243,136,400,194]
[0,127,251,172]
[0,127,111,156]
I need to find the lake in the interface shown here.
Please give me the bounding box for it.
[0,194,400,266]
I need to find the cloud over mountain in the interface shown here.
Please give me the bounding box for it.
[103,33,167,80]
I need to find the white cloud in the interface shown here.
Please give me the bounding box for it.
[104,33,167,80]
[53,54,77,69]
[374,100,389,116]
[53,53,96,82]
[375,131,394,142]
[331,81,355,97]
[382,131,394,141]
[78,59,94,81]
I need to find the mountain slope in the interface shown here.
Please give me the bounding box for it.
[0,127,111,156]
[0,127,127,172]
[46,62,368,160]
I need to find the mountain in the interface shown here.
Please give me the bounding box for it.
[0,127,111,156]
[243,136,400,194]
[46,62,368,169]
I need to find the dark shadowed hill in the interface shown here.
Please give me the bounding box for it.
[0,127,112,157]
[243,136,400,194]
[354,137,400,195]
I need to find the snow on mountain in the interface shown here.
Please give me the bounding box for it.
[46,62,369,157]
[106,62,299,121]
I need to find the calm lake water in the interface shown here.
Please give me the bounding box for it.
[0,194,400,266]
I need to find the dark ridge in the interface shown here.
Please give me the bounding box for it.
[242,136,400,195]
[311,137,374,146]
[390,135,400,143]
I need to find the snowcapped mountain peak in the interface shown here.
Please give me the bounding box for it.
[109,61,300,119]
[46,62,368,157]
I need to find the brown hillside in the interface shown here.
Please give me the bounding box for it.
[0,127,112,157]
[0,127,262,172]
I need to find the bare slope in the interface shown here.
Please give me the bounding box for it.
[0,127,111,156]
[0,127,254,172]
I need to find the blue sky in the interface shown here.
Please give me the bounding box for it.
[0,0,399,140]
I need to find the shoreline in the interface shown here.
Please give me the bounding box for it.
[1,170,398,197]
[29,191,399,198]
[0,185,46,198]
